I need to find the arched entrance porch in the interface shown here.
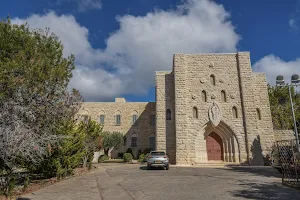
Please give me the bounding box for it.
[206,132,223,161]
[195,122,241,163]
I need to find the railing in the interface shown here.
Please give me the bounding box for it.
[276,139,300,188]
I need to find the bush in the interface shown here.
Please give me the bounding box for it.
[123,153,133,162]
[138,153,149,163]
[126,148,133,155]
[98,155,109,163]
[143,148,152,154]
[117,153,124,159]
[144,153,149,162]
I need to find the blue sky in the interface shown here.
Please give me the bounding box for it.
[1,0,300,102]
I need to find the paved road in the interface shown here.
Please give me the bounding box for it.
[20,163,300,200]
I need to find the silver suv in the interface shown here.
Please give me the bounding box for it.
[147,151,169,170]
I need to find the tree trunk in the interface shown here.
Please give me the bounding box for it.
[83,156,88,168]
[104,148,109,156]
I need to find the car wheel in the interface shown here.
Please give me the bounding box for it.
[147,164,151,170]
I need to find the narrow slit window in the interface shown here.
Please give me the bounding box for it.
[210,75,216,86]
[221,90,226,102]
[202,90,207,102]
[257,108,261,120]
[193,107,198,119]
[232,106,238,118]
[166,109,171,120]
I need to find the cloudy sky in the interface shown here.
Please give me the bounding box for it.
[1,0,300,102]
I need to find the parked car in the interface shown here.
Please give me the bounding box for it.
[147,151,169,170]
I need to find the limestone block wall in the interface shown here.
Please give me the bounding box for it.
[78,100,156,158]
[173,54,190,164]
[251,73,275,162]
[155,71,176,164]
[273,130,295,141]
[179,53,247,164]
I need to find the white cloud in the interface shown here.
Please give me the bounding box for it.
[253,55,300,86]
[12,0,240,101]
[289,19,297,29]
[56,0,102,12]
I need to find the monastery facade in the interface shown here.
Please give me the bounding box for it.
[79,52,293,165]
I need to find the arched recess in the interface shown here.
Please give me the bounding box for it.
[197,121,241,163]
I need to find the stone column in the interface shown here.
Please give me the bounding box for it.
[174,54,189,164]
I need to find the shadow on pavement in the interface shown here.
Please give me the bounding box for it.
[16,198,31,200]
[230,181,300,200]
[223,166,282,178]
[139,166,166,170]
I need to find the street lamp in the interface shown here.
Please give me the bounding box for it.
[276,74,300,152]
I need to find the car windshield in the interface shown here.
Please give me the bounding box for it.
[151,151,165,156]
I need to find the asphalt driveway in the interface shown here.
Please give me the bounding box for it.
[20,163,300,200]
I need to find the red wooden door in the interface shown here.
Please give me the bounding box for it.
[206,132,223,161]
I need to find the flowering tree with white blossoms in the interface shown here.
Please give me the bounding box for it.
[0,16,82,178]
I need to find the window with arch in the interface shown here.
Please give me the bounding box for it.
[210,75,216,85]
[132,111,138,125]
[99,115,105,124]
[166,109,171,120]
[232,106,238,118]
[99,111,105,125]
[115,110,121,125]
[202,90,207,102]
[193,107,198,119]
[257,108,261,120]
[221,90,226,102]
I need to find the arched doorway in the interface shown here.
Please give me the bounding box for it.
[206,132,223,161]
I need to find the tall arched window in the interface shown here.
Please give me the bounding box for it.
[232,106,238,118]
[257,108,261,120]
[99,110,105,125]
[166,109,171,120]
[132,110,138,125]
[115,110,121,125]
[210,75,216,86]
[221,90,226,102]
[193,107,198,119]
[202,90,207,102]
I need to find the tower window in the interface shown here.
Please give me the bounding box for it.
[193,107,198,119]
[232,106,238,118]
[166,109,171,120]
[257,108,261,120]
[210,75,216,86]
[202,90,207,102]
[221,90,226,102]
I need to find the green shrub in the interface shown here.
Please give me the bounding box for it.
[98,155,109,163]
[126,148,133,155]
[1,175,16,197]
[123,153,133,162]
[143,148,152,154]
[23,175,30,192]
[117,153,124,159]
[138,153,149,163]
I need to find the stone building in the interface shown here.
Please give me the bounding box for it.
[79,52,293,165]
